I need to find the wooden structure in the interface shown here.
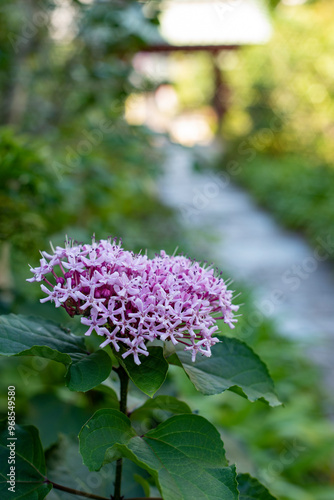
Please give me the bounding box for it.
[139,0,272,130]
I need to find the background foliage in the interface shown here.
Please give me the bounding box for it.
[0,0,179,314]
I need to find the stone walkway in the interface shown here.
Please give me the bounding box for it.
[159,143,334,393]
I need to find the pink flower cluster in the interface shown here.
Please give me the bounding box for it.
[28,238,239,365]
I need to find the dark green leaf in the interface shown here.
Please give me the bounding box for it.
[66,350,113,392]
[237,473,277,499]
[79,409,136,471]
[120,346,168,397]
[170,337,281,406]
[130,395,191,420]
[0,420,51,499]
[0,315,113,393]
[0,314,86,365]
[91,385,119,410]
[165,352,183,367]
[80,411,239,500]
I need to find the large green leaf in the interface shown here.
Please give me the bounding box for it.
[0,315,113,392]
[0,314,86,364]
[237,473,277,499]
[80,410,239,500]
[130,395,191,420]
[0,420,51,499]
[119,346,168,397]
[169,337,281,407]
[66,350,113,392]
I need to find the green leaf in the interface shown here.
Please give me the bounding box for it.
[119,346,168,397]
[133,473,151,497]
[237,473,277,499]
[46,434,150,500]
[170,337,281,407]
[0,314,86,365]
[66,350,113,392]
[80,411,239,500]
[0,420,52,499]
[0,315,113,392]
[130,395,191,420]
[91,384,120,410]
[79,409,136,471]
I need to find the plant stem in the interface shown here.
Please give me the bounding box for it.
[117,365,129,415]
[47,480,111,499]
[113,365,129,500]
[113,457,123,500]
[47,480,162,500]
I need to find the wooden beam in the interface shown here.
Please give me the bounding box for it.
[139,44,240,53]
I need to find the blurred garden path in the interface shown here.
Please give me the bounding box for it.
[159,142,334,392]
